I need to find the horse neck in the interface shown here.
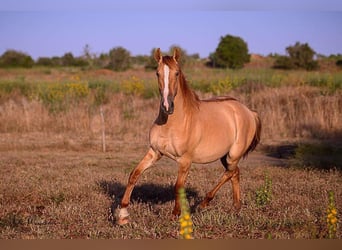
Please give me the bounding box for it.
[172,73,199,121]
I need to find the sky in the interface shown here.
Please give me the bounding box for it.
[0,1,342,59]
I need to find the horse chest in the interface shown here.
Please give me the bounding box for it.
[149,126,187,159]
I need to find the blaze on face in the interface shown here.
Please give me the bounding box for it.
[154,48,181,115]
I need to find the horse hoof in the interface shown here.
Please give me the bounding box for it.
[199,199,210,209]
[117,207,130,226]
[232,203,242,213]
[117,216,130,226]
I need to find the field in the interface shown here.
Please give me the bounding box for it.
[0,59,341,239]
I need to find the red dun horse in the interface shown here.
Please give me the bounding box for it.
[117,48,261,225]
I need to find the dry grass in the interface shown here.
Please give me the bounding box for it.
[1,66,341,142]
[0,134,341,239]
[0,66,342,238]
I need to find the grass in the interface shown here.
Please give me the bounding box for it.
[1,69,341,141]
[0,135,340,239]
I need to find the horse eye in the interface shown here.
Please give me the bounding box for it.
[156,72,160,77]
[175,71,179,76]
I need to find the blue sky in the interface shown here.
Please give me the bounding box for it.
[0,1,342,59]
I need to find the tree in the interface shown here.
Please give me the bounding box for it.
[61,52,88,67]
[61,52,75,66]
[0,50,34,68]
[210,34,250,69]
[108,47,131,71]
[286,42,318,70]
[36,57,54,66]
[273,42,318,70]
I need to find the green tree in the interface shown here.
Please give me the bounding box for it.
[108,46,131,71]
[286,42,318,70]
[61,52,87,67]
[273,42,318,70]
[36,57,54,66]
[61,52,76,66]
[0,50,34,68]
[210,34,250,69]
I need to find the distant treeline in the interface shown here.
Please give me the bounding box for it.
[1,34,342,71]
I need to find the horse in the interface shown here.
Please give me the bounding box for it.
[117,48,261,225]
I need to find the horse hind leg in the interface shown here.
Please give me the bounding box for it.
[200,152,242,211]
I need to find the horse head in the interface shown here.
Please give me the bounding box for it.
[154,48,181,115]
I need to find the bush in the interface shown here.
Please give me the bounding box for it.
[0,50,34,68]
[273,56,295,70]
[108,47,131,71]
[61,52,88,67]
[209,34,250,69]
[336,59,342,68]
[36,57,55,66]
[38,81,89,112]
[273,42,319,70]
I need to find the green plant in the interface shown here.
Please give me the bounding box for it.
[210,34,250,69]
[273,42,318,70]
[208,77,234,95]
[326,191,338,239]
[255,172,272,206]
[88,80,111,106]
[38,80,89,112]
[178,188,194,239]
[108,47,131,71]
[121,76,145,96]
[0,49,34,68]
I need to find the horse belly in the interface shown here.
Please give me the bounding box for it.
[191,129,233,164]
[191,105,236,163]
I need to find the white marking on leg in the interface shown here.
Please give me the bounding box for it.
[119,208,129,219]
[163,64,170,111]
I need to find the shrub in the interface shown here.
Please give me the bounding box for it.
[121,76,145,96]
[61,52,88,67]
[36,57,54,66]
[273,42,319,70]
[88,80,117,106]
[336,59,342,68]
[38,81,89,112]
[0,50,34,68]
[273,56,295,70]
[108,47,131,71]
[209,34,250,69]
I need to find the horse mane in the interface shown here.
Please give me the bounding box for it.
[162,56,200,111]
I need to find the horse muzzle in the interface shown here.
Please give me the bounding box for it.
[161,96,174,115]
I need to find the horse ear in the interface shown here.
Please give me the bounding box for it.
[173,47,181,63]
[154,48,162,63]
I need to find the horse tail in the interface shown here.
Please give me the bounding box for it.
[243,111,261,158]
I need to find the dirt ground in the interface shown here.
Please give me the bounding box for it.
[0,133,341,239]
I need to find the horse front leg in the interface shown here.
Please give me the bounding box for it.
[117,148,161,225]
[172,157,192,217]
